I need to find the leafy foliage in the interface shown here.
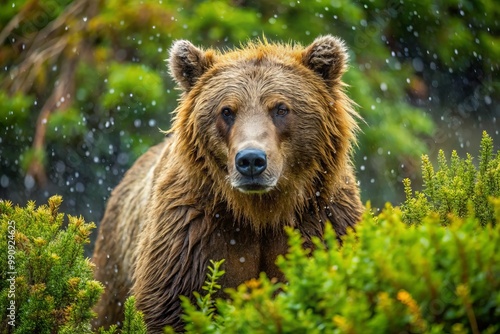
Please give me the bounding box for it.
[0,196,150,334]
[0,196,103,333]
[402,131,500,226]
[98,297,148,334]
[173,208,500,334]
[163,260,226,334]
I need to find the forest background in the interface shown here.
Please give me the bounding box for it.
[1,0,499,249]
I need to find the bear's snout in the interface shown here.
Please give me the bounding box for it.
[230,146,278,194]
[235,149,267,177]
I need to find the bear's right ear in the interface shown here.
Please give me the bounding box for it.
[169,40,215,91]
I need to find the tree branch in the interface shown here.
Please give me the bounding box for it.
[27,56,78,186]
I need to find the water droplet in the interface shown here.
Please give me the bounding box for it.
[229,239,236,245]
[412,58,424,72]
[24,175,35,190]
[1,175,10,188]
[76,182,85,192]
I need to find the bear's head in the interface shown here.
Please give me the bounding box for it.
[168,36,359,228]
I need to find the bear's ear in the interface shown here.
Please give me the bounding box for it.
[169,40,215,91]
[302,35,349,87]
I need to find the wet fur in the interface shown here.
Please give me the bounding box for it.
[92,36,362,332]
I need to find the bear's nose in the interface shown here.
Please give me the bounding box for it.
[235,149,267,177]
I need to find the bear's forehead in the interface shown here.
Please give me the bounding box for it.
[213,43,304,67]
[214,61,296,80]
[200,64,314,100]
[204,54,310,88]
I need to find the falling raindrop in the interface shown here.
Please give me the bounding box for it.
[0,175,9,188]
[24,175,35,190]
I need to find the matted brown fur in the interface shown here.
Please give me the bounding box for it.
[92,35,363,333]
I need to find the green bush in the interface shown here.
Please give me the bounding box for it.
[0,196,103,333]
[172,134,500,334]
[97,296,147,334]
[402,131,500,226]
[0,196,150,333]
[173,206,500,334]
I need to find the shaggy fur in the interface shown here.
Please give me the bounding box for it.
[92,35,362,332]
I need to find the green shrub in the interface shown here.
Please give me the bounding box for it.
[174,205,500,334]
[172,133,500,334]
[0,196,150,334]
[402,131,500,226]
[0,196,103,334]
[97,296,147,334]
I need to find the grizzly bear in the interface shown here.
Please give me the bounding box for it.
[92,35,362,332]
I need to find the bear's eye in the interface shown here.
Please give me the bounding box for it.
[274,104,289,117]
[221,107,235,120]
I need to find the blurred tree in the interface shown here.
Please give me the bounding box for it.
[0,0,498,232]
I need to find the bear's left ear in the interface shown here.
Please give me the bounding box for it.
[169,40,215,91]
[302,35,349,87]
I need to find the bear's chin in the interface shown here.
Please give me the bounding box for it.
[235,184,274,195]
[230,174,279,195]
